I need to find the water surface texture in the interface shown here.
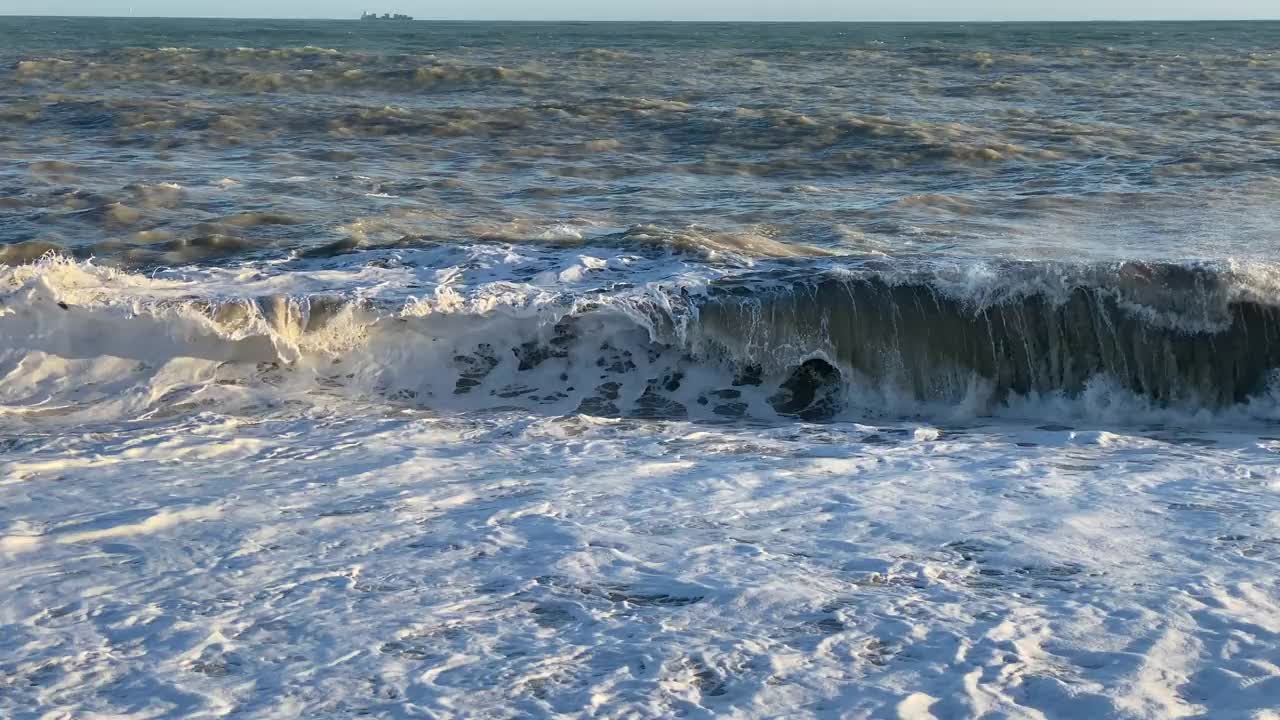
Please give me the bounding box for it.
[4,19,1279,265]
[3,18,1280,719]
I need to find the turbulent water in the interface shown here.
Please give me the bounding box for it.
[3,17,1280,719]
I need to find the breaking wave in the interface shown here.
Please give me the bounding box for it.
[4,256,1280,425]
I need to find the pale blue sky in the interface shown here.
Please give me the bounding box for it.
[0,0,1275,20]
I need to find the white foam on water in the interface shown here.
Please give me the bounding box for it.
[6,18,1280,717]
[2,408,1279,718]
[2,255,1280,718]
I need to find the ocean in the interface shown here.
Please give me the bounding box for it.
[2,16,1279,718]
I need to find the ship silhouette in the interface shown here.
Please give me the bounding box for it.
[360,11,414,20]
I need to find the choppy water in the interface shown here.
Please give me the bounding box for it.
[5,19,1280,265]
[3,18,1280,416]
[5,20,1280,718]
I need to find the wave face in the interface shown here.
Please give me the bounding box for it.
[5,256,1280,425]
[696,261,1280,410]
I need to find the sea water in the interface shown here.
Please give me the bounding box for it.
[2,17,1280,718]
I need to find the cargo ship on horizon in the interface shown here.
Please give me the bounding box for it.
[360,11,414,21]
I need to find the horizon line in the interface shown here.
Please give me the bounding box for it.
[2,14,1278,23]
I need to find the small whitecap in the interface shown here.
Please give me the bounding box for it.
[913,427,941,442]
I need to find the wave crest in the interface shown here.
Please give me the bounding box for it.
[5,256,1280,425]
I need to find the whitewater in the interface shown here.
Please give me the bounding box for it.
[2,16,1280,719]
